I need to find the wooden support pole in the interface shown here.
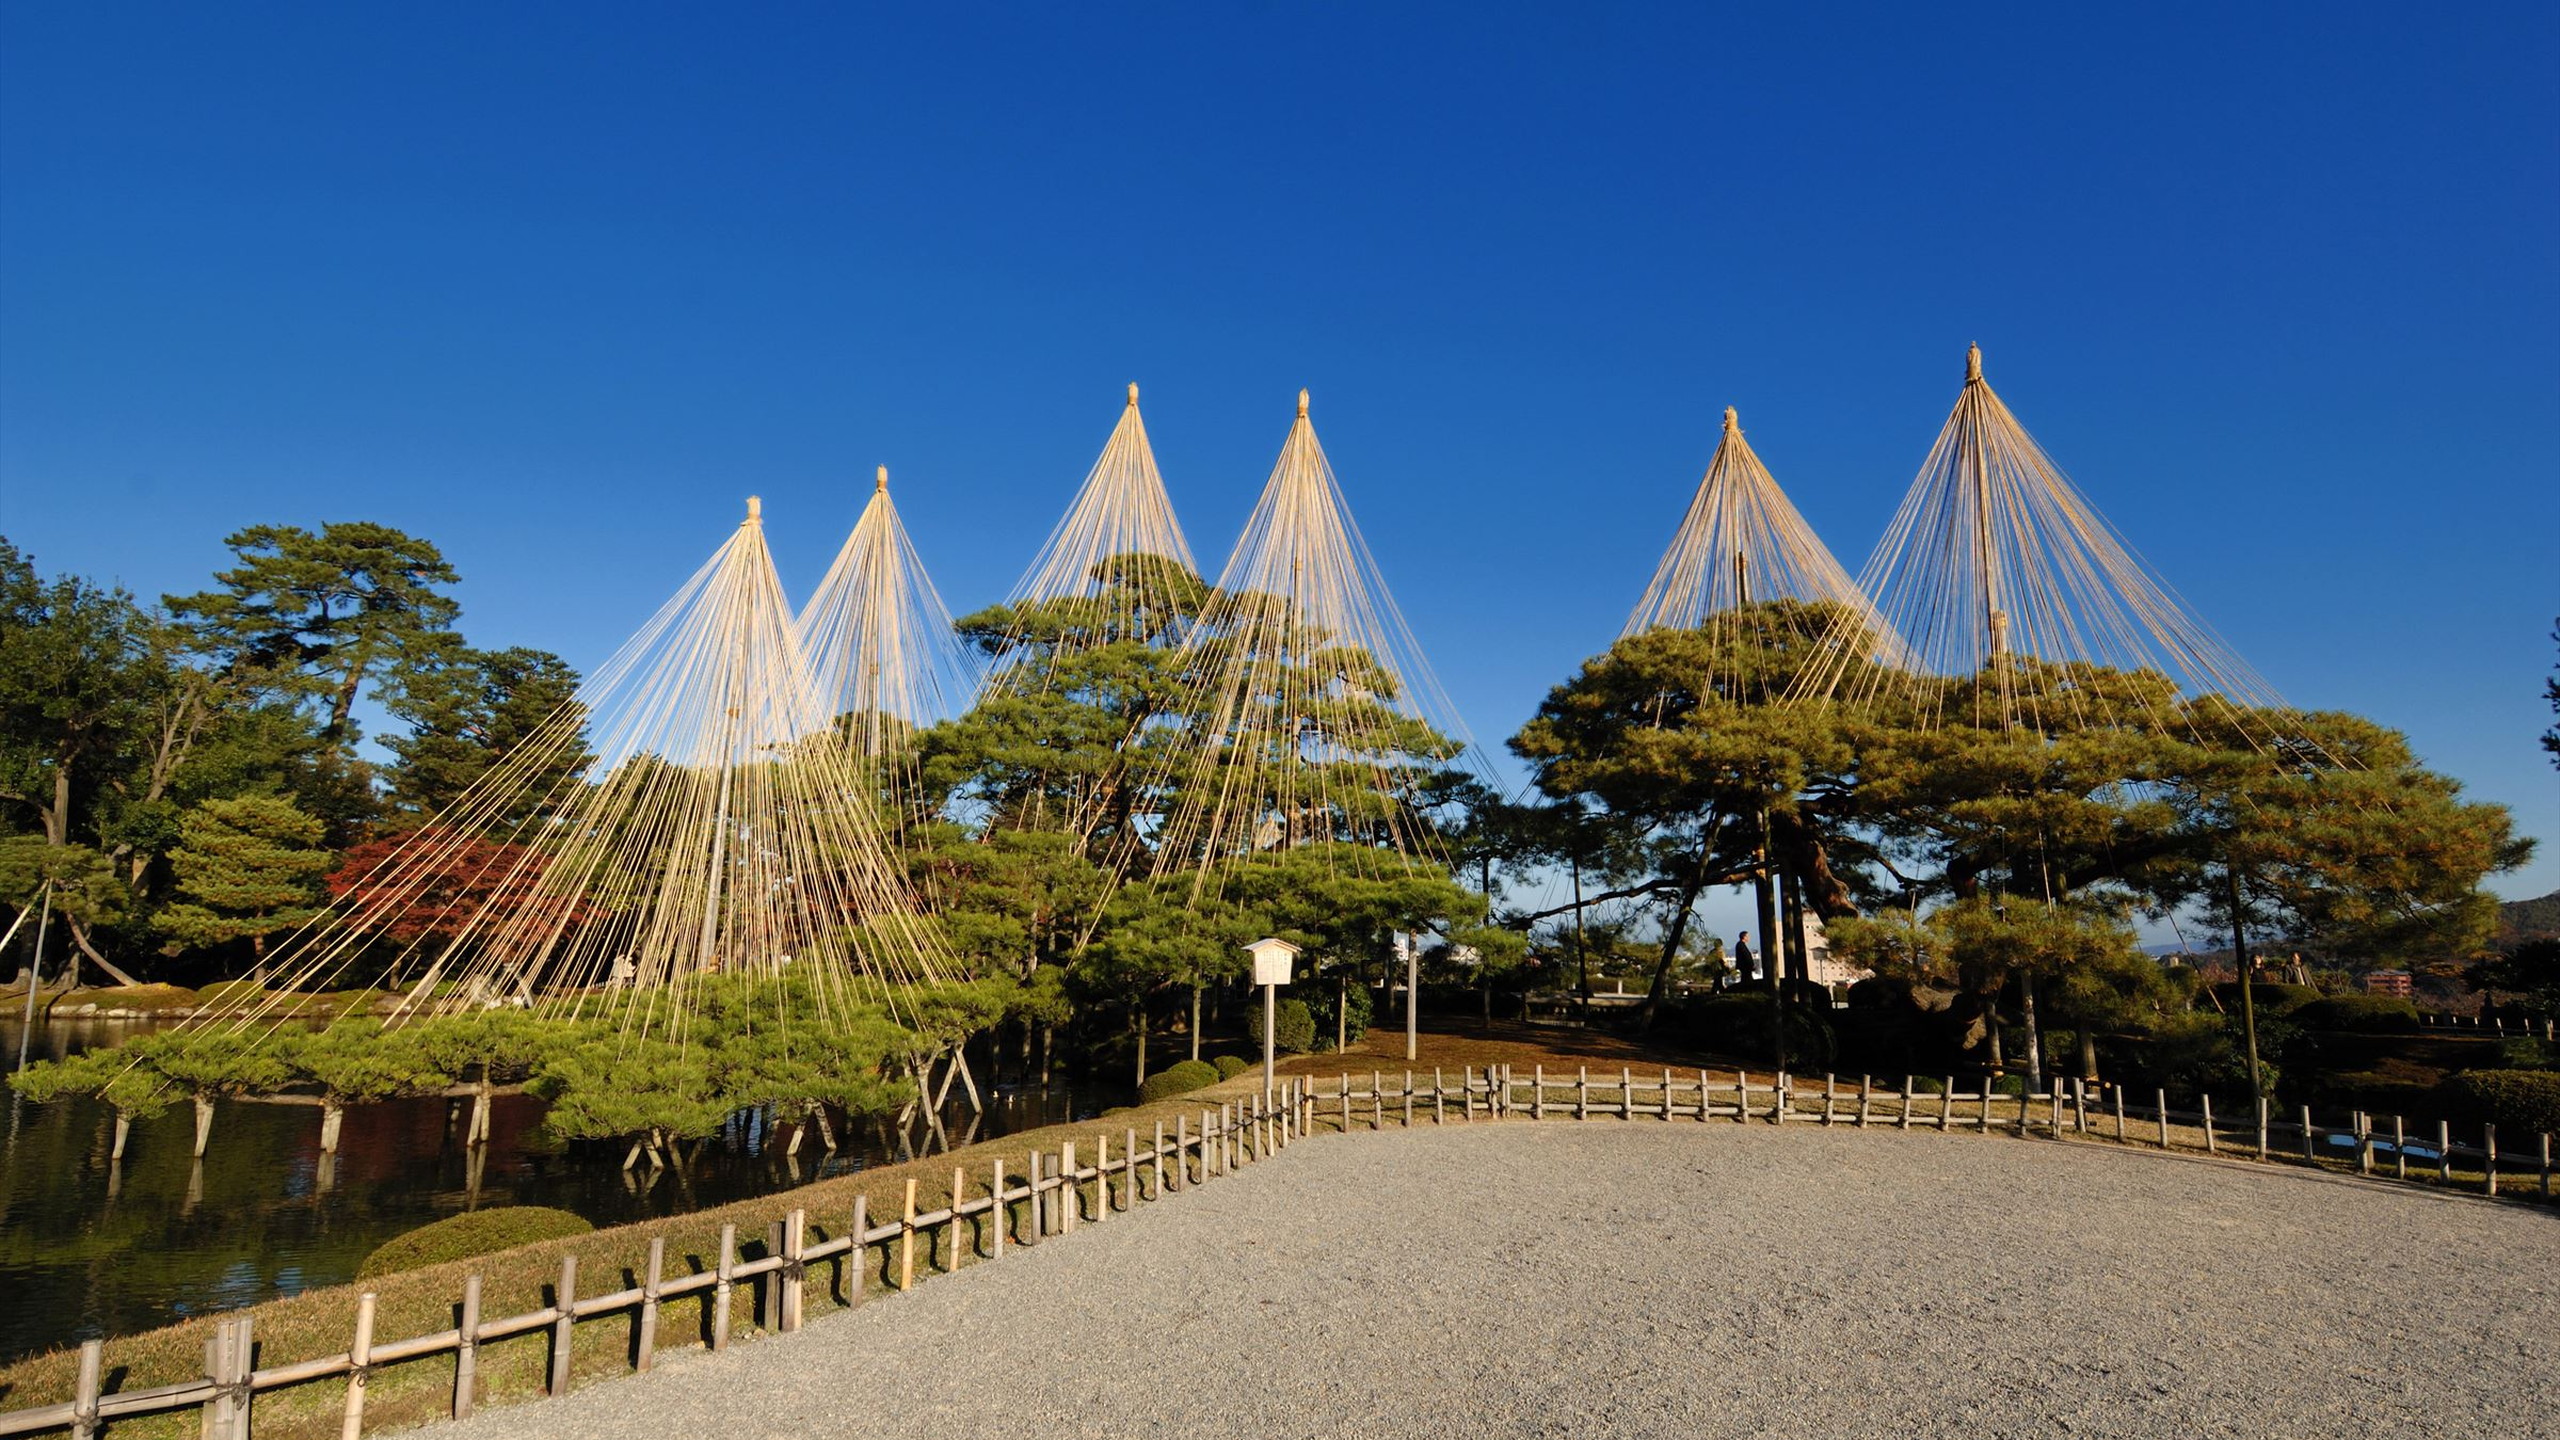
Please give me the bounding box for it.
[1435,1067,1447,1125]
[900,1177,919,1288]
[1576,1066,1588,1120]
[850,1192,871,1298]
[340,1291,375,1440]
[2157,1090,2171,1149]
[1620,1067,1633,1120]
[1062,1143,1080,1233]
[2112,1085,2125,1142]
[69,1340,102,1440]
[2438,1121,2453,1184]
[2256,1098,2269,1160]
[2393,1116,2408,1180]
[2484,1124,2498,1198]
[1174,1115,1189,1190]
[637,1236,663,1371]
[711,1224,736,1351]
[1822,1073,1836,1126]
[549,1254,576,1395]
[2299,1105,2316,1163]
[1975,1082,1990,1134]
[454,1275,481,1418]
[1150,1122,1165,1199]
[759,1222,783,1332]
[1340,1076,1352,1134]
[1857,1075,1871,1128]
[1900,1076,1913,1131]
[2200,1095,2216,1155]
[1735,1070,1749,1124]
[781,1209,807,1331]
[2356,1114,2373,1176]
[1403,1072,1415,1128]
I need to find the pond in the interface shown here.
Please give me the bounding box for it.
[0,1016,1115,1364]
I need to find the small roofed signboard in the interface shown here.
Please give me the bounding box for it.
[1245,936,1301,987]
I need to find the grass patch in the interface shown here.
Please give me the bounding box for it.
[361,1208,595,1280]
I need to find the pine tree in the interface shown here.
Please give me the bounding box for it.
[154,795,333,964]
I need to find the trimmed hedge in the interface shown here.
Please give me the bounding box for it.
[1210,1055,1251,1080]
[1248,998,1318,1054]
[2210,982,2321,1016]
[359,1206,593,1279]
[1136,1059,1222,1104]
[2438,1069,2560,1136]
[2291,995,2420,1033]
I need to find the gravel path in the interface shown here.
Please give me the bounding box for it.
[410,1125,2558,1440]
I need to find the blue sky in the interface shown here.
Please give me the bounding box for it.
[3,6,2555,929]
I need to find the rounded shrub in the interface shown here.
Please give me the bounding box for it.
[1137,1059,1222,1104]
[1248,998,1318,1055]
[2211,982,2320,1016]
[360,1206,593,1279]
[2290,994,2420,1033]
[1211,1055,1252,1079]
[2437,1069,2560,1135]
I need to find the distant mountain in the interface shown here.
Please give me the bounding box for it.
[2498,890,2560,946]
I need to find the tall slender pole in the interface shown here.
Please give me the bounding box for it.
[1262,980,1278,1106]
[1404,933,1419,1062]
[14,883,54,1076]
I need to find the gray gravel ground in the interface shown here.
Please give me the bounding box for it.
[409,1124,2558,1440]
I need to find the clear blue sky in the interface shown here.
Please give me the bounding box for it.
[4,6,2555,927]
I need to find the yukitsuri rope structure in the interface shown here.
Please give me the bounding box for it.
[1147,389,1483,884]
[1624,405,1893,660]
[193,497,950,1041]
[796,465,978,817]
[1797,344,2279,736]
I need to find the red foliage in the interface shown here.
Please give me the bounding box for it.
[327,827,590,945]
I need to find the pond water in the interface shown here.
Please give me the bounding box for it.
[0,1017,1116,1364]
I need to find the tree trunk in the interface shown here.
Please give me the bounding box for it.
[1337,975,1348,1052]
[2077,1029,2099,1084]
[1636,864,1709,1033]
[1132,1005,1148,1088]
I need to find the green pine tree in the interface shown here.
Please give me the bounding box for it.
[153,794,334,965]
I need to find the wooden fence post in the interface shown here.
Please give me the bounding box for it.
[2156,1090,2171,1149]
[1619,1068,1633,1120]
[851,1192,872,1299]
[2299,1106,2316,1163]
[1435,1068,1447,1125]
[549,1254,577,1395]
[637,1236,664,1371]
[759,1222,784,1331]
[2437,1121,2453,1184]
[2112,1086,2125,1142]
[2200,1095,2216,1155]
[2256,1098,2269,1161]
[1735,1070,1749,1124]
[454,1275,481,1418]
[1577,1066,1589,1120]
[2484,1124,2498,1197]
[1064,1143,1082,1233]
[341,1291,375,1440]
[203,1316,250,1440]
[1823,1074,1837,1126]
[781,1209,807,1331]
[2392,1117,2407,1181]
[1974,1082,1989,1134]
[1340,1076,1352,1134]
[69,1339,102,1440]
[1778,1073,1792,1125]
[711,1224,736,1351]
[900,1177,920,1287]
[1857,1076,1872,1128]
[1898,1077,1913,1131]
[2356,1114,2373,1176]
[1150,1123,1165,1199]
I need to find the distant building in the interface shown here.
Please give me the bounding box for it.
[2363,969,2412,998]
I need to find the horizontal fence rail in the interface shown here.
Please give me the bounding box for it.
[2,1065,2547,1437]
[0,1084,1313,1439]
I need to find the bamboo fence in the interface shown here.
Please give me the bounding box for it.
[2,1066,2549,1438]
